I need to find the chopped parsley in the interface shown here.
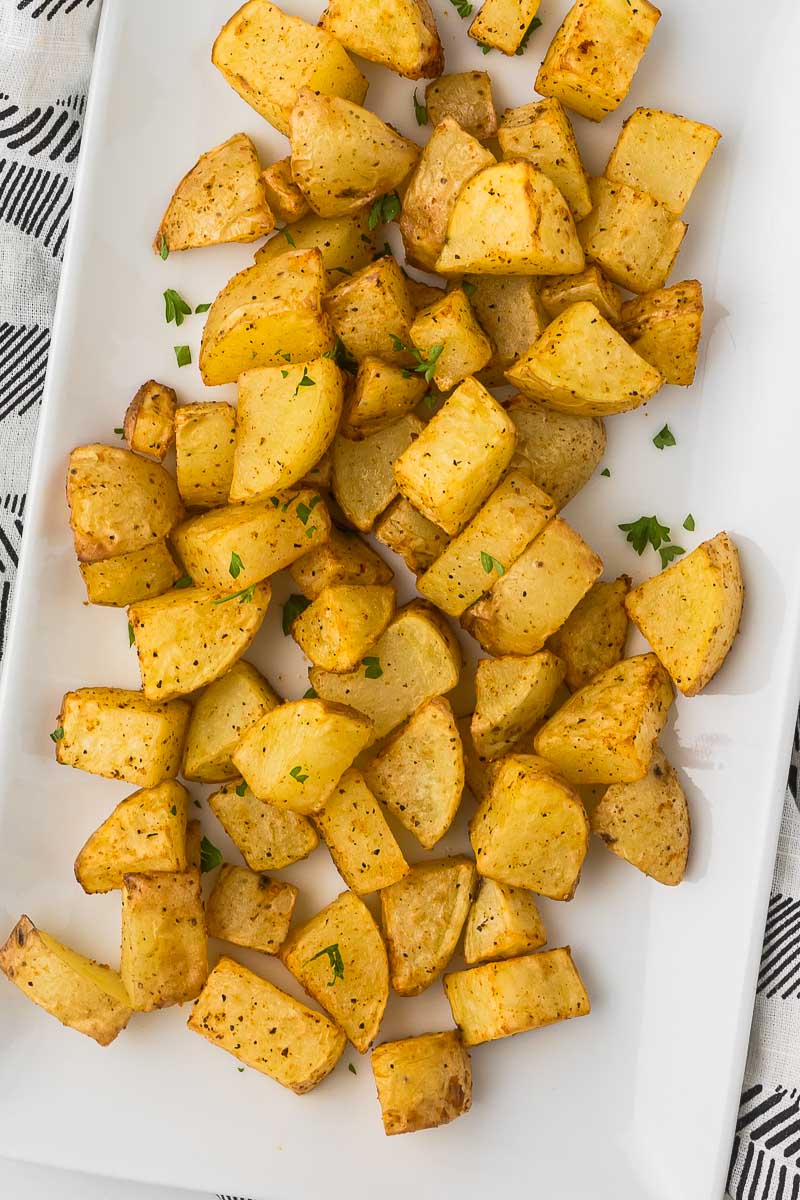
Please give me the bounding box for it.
[303,687,318,699]
[683,513,695,531]
[114,426,124,437]
[323,336,358,374]
[159,234,169,260]
[282,593,311,635]
[195,302,211,314]
[200,836,222,873]
[163,288,191,327]
[170,805,178,815]
[363,656,383,679]
[449,0,472,15]
[515,15,542,54]
[390,335,444,383]
[368,193,402,231]
[618,514,671,556]
[479,43,492,54]
[462,280,476,298]
[229,551,244,579]
[331,265,352,276]
[652,424,676,450]
[480,551,505,576]
[307,942,344,986]
[289,765,309,784]
[659,543,686,568]
[348,1063,357,1075]
[413,89,428,126]
[282,228,296,247]
[600,467,611,477]
[173,573,193,589]
[294,366,316,396]
[128,621,135,646]
[211,584,256,605]
[174,344,191,368]
[296,495,321,525]
[235,780,247,797]
[49,726,64,743]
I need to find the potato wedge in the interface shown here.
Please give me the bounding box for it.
[154,132,273,254]
[189,957,345,1090]
[123,380,176,461]
[79,541,181,607]
[66,445,183,564]
[254,210,375,281]
[290,526,393,598]
[341,357,427,439]
[444,946,589,1045]
[463,517,603,656]
[418,472,555,618]
[364,696,463,849]
[207,866,297,952]
[212,0,367,136]
[468,0,541,54]
[372,1031,472,1135]
[183,661,280,783]
[410,289,493,392]
[54,687,189,787]
[471,650,566,760]
[457,715,499,802]
[0,916,131,1046]
[302,451,333,491]
[174,402,236,509]
[465,275,548,386]
[436,161,584,277]
[290,90,419,219]
[547,577,630,691]
[374,497,449,575]
[407,279,445,311]
[534,653,674,784]
[332,415,424,532]
[260,157,308,224]
[232,698,374,814]
[292,584,396,672]
[314,768,409,894]
[617,280,703,386]
[606,107,720,216]
[577,177,686,294]
[539,265,622,326]
[535,0,661,122]
[325,256,416,367]
[281,890,389,1051]
[209,779,319,869]
[121,868,207,1012]
[425,72,497,140]
[592,748,689,884]
[381,858,477,996]
[310,602,461,738]
[230,359,343,500]
[625,532,744,696]
[463,879,546,964]
[74,780,188,894]
[320,0,443,80]
[498,98,590,220]
[129,584,270,702]
[507,395,606,510]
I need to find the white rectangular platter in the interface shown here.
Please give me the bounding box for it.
[1,1,799,1197]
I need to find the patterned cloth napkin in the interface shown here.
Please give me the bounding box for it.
[0,3,798,1198]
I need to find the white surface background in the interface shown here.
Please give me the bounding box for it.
[0,1157,206,1200]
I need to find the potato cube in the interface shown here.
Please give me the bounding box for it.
[123,380,176,460]
[463,879,546,964]
[74,780,188,893]
[325,256,415,367]
[281,890,389,1051]
[498,99,591,220]
[208,779,319,869]
[174,402,236,509]
[535,0,661,122]
[341,357,427,439]
[183,661,280,783]
[507,395,606,510]
[121,868,207,1011]
[408,279,446,311]
[254,210,375,283]
[471,650,566,760]
[292,584,396,671]
[617,279,703,386]
[0,916,132,1046]
[332,415,423,532]
[260,157,309,223]
[547,577,630,691]
[320,0,443,80]
[539,265,622,326]
[625,532,744,696]
[425,72,497,140]
[374,497,449,574]
[290,527,393,598]
[410,289,493,392]
[381,858,476,996]
[577,177,686,294]
[79,541,181,607]
[534,653,674,784]
[206,866,297,952]
[314,768,409,895]
[468,0,541,54]
[457,715,500,802]
[188,957,346,1092]
[465,275,548,386]
[372,1031,472,1135]
[302,451,333,490]
[606,107,721,215]
[444,946,590,1044]
[54,687,189,787]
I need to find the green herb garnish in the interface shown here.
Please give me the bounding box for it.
[296,495,321,525]
[128,621,135,646]
[50,726,64,743]
[368,193,402,230]
[462,281,476,298]
[618,515,672,556]
[174,344,191,367]
[449,0,473,16]
[323,336,358,374]
[114,427,124,437]
[683,513,695,531]
[195,302,211,314]
[479,43,492,54]
[515,15,542,54]
[659,544,686,568]
[159,234,169,260]
[212,584,257,605]
[200,836,222,873]
[235,781,247,796]
[600,468,611,477]
[348,1063,357,1075]
[363,656,383,679]
[413,90,428,125]
[282,228,296,247]
[303,687,318,699]
[307,943,344,986]
[480,551,505,576]
[229,551,244,579]
[173,573,193,589]
[290,765,309,784]
[294,366,316,396]
[164,288,192,327]
[652,424,676,450]
[283,593,312,635]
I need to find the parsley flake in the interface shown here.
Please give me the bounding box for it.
[159,234,169,260]
[170,805,177,816]
[307,942,344,986]
[683,513,695,531]
[303,687,318,699]
[235,780,247,797]
[174,344,191,368]
[348,1063,357,1075]
[323,336,358,374]
[114,426,124,437]
[659,544,686,569]
[49,726,64,743]
[462,280,476,298]
[128,621,135,646]
[449,0,473,15]
[173,573,193,589]
[600,468,611,477]
[212,584,257,605]
[229,551,244,579]
[282,228,296,247]
[480,551,505,576]
[618,515,671,556]
[290,765,309,784]
[413,89,428,126]
[200,836,222,873]
[332,265,352,276]
[283,593,312,635]
[652,424,676,450]
[296,495,321,525]
[195,302,211,314]
[515,15,542,54]
[294,366,316,396]
[164,288,192,327]
[479,43,492,54]
[363,656,383,679]
[368,193,401,230]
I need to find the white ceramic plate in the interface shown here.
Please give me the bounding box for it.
[1,1,798,1197]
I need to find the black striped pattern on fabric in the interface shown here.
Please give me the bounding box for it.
[729,1085,800,1199]
[16,0,97,19]
[0,92,85,164]
[758,893,800,1000]
[0,157,72,256]
[0,322,50,420]
[0,495,24,663]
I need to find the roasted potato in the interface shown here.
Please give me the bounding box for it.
[290,526,393,598]
[539,265,622,326]
[260,157,309,223]
[320,0,443,80]
[254,210,375,281]
[617,279,703,386]
[625,532,744,696]
[183,660,279,783]
[54,687,189,787]
[577,177,686,294]
[174,402,237,509]
[314,768,409,894]
[332,415,424,532]
[0,916,132,1046]
[281,889,389,1051]
[188,956,346,1092]
[469,0,541,54]
[302,451,334,491]
[208,779,319,869]
[425,72,497,140]
[292,584,396,671]
[123,381,176,461]
[212,0,367,136]
[465,275,548,386]
[154,132,273,254]
[372,1031,472,1135]
[309,601,461,738]
[410,289,493,392]
[325,255,415,366]
[463,879,546,964]
[534,653,674,784]
[121,868,207,1011]
[341,357,427,439]
[535,0,661,122]
[457,715,500,802]
[79,541,182,607]
[407,279,446,310]
[471,650,566,760]
[74,780,188,893]
[547,577,630,691]
[444,946,590,1044]
[129,583,271,702]
[498,98,591,221]
[206,866,297,952]
[381,858,477,996]
[374,497,449,574]
[605,107,721,215]
[364,696,463,849]
[506,395,606,510]
[66,444,183,564]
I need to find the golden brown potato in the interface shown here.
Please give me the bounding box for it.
[66,444,183,564]
[577,177,686,294]
[471,650,566,760]
[444,946,589,1044]
[208,779,319,870]
[254,210,375,282]
[364,696,463,849]
[341,357,427,439]
[174,402,236,509]
[183,661,280,783]
[372,1031,472,1135]
[539,265,622,326]
[121,868,207,1012]
[292,584,396,671]
[79,541,181,607]
[535,0,661,122]
[206,866,297,952]
[232,698,374,814]
[281,889,389,1051]
[320,0,443,80]
[466,275,548,386]
[373,497,449,575]
[129,584,271,702]
[407,279,446,310]
[260,157,309,223]
[425,72,497,140]
[54,687,189,787]
[625,532,744,696]
[0,916,132,1046]
[418,471,555,618]
[457,715,500,802]
[290,526,393,598]
[547,577,630,692]
[74,780,188,894]
[468,0,541,54]
[302,451,334,491]
[290,90,419,218]
[309,601,461,738]
[410,289,493,392]
[314,768,409,894]
[436,161,584,276]
[617,280,703,386]
[188,956,346,1092]
[605,107,721,215]
[463,879,546,964]
[212,0,367,136]
[154,133,273,254]
[506,395,606,510]
[325,256,415,366]
[534,653,674,784]
[123,381,176,461]
[381,858,477,996]
[592,747,689,884]
[498,98,591,220]
[332,415,424,532]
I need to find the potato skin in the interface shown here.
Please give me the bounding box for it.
[540,266,622,326]
[547,576,630,692]
[410,288,493,393]
[372,1031,472,1135]
[292,583,396,672]
[79,541,182,607]
[374,497,449,575]
[174,402,236,509]
[207,866,298,953]
[260,157,308,224]
[471,649,566,760]
[617,280,703,387]
[463,878,547,965]
[332,416,424,533]
[208,779,319,871]
[425,72,497,140]
[123,380,176,460]
[506,394,606,511]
